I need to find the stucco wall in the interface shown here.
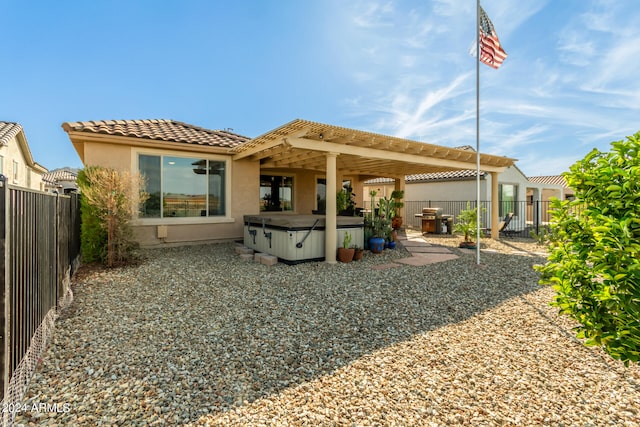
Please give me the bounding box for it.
[0,134,44,191]
[79,139,262,247]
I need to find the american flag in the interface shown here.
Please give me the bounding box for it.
[479,5,507,69]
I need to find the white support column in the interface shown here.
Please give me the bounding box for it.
[325,153,338,263]
[532,188,541,226]
[491,172,499,239]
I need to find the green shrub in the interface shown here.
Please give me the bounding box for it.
[78,166,148,267]
[78,168,107,263]
[535,131,640,365]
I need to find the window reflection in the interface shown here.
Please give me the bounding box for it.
[260,175,294,212]
[138,154,226,218]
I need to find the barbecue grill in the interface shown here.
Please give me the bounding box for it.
[415,207,453,234]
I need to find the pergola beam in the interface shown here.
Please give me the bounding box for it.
[284,137,507,173]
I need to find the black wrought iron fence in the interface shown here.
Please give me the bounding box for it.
[0,176,80,401]
[365,199,556,238]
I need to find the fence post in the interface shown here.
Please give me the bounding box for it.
[0,175,6,400]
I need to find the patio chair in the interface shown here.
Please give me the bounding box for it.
[482,212,514,236]
[498,212,515,236]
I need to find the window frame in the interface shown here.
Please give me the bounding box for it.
[12,160,19,183]
[498,183,519,217]
[259,173,295,212]
[133,149,233,225]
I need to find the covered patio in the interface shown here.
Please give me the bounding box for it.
[233,119,515,263]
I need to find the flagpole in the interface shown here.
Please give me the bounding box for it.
[475,0,481,265]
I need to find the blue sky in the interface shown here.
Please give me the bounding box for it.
[2,0,639,176]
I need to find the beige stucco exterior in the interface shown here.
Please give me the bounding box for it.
[0,124,47,191]
[68,133,262,247]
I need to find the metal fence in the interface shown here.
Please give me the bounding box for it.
[365,199,554,238]
[0,175,81,401]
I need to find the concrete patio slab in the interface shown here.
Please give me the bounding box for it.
[405,246,453,254]
[401,241,433,247]
[394,253,459,266]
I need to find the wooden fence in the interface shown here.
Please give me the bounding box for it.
[0,176,81,400]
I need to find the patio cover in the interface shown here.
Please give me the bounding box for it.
[233,119,516,263]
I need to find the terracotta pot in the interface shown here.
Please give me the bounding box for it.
[337,247,355,262]
[392,216,403,229]
[353,248,364,261]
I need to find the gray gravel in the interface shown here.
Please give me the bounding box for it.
[15,236,640,426]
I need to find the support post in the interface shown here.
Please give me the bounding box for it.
[491,171,499,239]
[325,153,338,264]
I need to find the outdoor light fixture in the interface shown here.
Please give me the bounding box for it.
[319,133,323,139]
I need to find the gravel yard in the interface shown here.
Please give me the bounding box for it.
[15,234,640,426]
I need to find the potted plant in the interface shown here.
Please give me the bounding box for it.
[336,184,356,215]
[369,217,388,253]
[453,202,484,249]
[390,190,404,229]
[337,231,355,262]
[352,245,364,261]
[336,190,348,215]
[367,190,386,253]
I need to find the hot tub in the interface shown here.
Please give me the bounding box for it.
[243,214,364,264]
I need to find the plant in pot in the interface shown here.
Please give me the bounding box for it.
[352,244,364,261]
[378,196,398,247]
[337,184,356,216]
[369,216,388,253]
[390,190,404,229]
[453,202,484,249]
[337,231,355,262]
[367,190,386,253]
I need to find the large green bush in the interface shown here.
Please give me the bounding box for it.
[536,131,640,365]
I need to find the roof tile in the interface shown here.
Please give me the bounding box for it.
[61,119,250,148]
[0,121,23,146]
[366,169,485,184]
[528,175,568,187]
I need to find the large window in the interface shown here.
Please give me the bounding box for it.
[260,175,293,212]
[499,183,518,216]
[138,154,227,218]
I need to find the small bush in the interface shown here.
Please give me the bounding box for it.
[78,166,148,267]
[78,169,107,263]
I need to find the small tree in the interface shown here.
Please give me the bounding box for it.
[454,202,482,243]
[78,166,148,267]
[536,131,640,365]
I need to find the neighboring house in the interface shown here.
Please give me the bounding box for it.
[62,118,515,262]
[42,167,79,193]
[364,162,564,232]
[0,121,48,190]
[528,175,574,200]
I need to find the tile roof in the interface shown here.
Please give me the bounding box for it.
[0,121,23,146]
[42,168,78,183]
[365,169,485,184]
[528,175,568,187]
[61,119,250,148]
